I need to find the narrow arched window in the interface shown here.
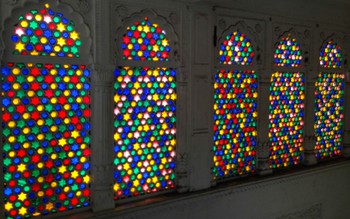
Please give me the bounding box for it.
[314,41,344,159]
[213,30,258,179]
[269,34,304,169]
[2,3,91,218]
[114,16,177,200]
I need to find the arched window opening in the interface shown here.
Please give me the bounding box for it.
[274,36,302,67]
[213,30,258,179]
[11,5,82,58]
[114,16,176,200]
[319,41,342,68]
[315,41,344,159]
[2,3,91,218]
[268,34,304,169]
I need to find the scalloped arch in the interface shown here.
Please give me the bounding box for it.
[217,21,260,66]
[2,0,92,62]
[115,9,179,63]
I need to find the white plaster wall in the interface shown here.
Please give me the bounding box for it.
[84,162,350,219]
[1,1,350,219]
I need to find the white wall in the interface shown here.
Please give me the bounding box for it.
[90,162,350,219]
[1,0,350,219]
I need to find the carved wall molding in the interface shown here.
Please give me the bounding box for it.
[115,4,129,20]
[176,152,189,192]
[92,64,116,84]
[218,18,226,30]
[257,141,271,158]
[91,164,115,212]
[92,164,114,187]
[169,12,179,25]
[6,0,18,5]
[77,0,90,13]
[60,0,91,14]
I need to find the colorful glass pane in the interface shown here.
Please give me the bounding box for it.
[2,63,90,218]
[274,36,302,67]
[12,4,81,57]
[319,41,342,68]
[113,67,176,199]
[314,73,344,159]
[268,72,304,168]
[213,70,258,178]
[219,31,254,65]
[122,18,170,61]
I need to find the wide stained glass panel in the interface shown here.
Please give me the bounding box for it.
[319,41,342,68]
[11,4,81,57]
[268,72,304,168]
[122,18,170,61]
[213,69,258,178]
[2,62,90,218]
[274,36,302,67]
[219,31,254,65]
[113,66,176,199]
[314,73,344,159]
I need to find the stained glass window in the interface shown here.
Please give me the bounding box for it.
[3,3,90,219]
[214,31,258,179]
[319,41,342,68]
[314,73,344,159]
[114,18,176,199]
[268,72,304,168]
[219,31,254,65]
[274,35,302,67]
[269,34,304,169]
[122,17,170,61]
[2,63,90,218]
[12,4,81,57]
[213,70,258,178]
[113,67,176,199]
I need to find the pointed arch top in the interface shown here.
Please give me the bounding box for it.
[274,33,302,67]
[319,40,342,68]
[116,9,179,64]
[3,1,92,63]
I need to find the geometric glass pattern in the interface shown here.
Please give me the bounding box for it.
[2,62,90,218]
[219,31,254,65]
[122,17,170,61]
[314,73,344,159]
[274,35,302,67]
[213,69,258,178]
[319,41,342,68]
[268,72,304,168]
[113,66,176,199]
[12,4,81,58]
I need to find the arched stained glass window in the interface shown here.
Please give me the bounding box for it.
[319,41,342,68]
[315,41,344,159]
[273,35,302,67]
[269,35,304,169]
[12,5,81,57]
[121,18,170,61]
[2,3,91,219]
[219,31,254,65]
[213,31,258,179]
[114,17,176,200]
